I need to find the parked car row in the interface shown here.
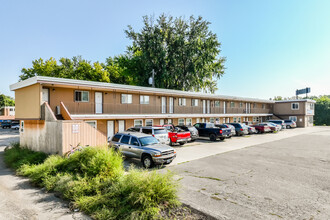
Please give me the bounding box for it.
[108,119,296,168]
[1,121,19,129]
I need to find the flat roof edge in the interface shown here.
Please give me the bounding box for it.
[10,76,275,103]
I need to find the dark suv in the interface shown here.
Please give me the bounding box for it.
[229,123,249,136]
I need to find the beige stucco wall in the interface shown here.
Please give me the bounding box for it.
[274,102,305,115]
[15,84,41,119]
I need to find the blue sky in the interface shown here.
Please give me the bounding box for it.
[1,0,329,99]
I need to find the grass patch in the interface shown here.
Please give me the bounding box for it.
[4,144,180,219]
[4,143,48,169]
[211,196,221,201]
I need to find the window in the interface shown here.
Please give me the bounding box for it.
[233,117,237,123]
[186,118,192,126]
[75,91,89,102]
[134,119,143,127]
[215,101,220,107]
[168,119,173,124]
[140,95,149,104]
[253,103,256,108]
[226,118,230,123]
[179,98,186,106]
[112,134,122,142]
[145,119,153,126]
[262,104,265,109]
[196,118,200,123]
[130,137,139,146]
[239,102,243,108]
[192,99,199,106]
[120,135,130,144]
[202,100,206,114]
[238,117,241,123]
[291,103,299,110]
[194,123,200,128]
[210,118,214,123]
[289,116,297,122]
[202,118,205,123]
[85,121,96,129]
[230,102,235,108]
[309,103,314,110]
[121,94,132,104]
[207,100,210,114]
[178,118,185,126]
[142,128,152,134]
[223,118,226,123]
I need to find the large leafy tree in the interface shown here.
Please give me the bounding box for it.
[313,95,330,125]
[124,14,225,93]
[0,94,15,107]
[19,56,133,84]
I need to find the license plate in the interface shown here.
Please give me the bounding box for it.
[166,159,171,163]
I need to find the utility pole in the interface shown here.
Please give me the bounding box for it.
[149,69,155,88]
[152,69,155,88]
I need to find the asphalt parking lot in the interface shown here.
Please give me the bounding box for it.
[167,126,330,219]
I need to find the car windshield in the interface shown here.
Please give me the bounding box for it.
[139,136,159,146]
[154,129,167,134]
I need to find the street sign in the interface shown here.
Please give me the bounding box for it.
[296,87,311,96]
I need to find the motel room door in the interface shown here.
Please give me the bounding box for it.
[107,121,114,141]
[95,92,103,114]
[118,120,125,132]
[42,88,49,103]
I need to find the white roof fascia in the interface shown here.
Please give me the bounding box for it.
[71,113,273,120]
[10,76,275,103]
[275,99,316,103]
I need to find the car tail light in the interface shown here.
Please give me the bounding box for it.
[152,134,155,137]
[220,130,223,134]
[240,128,243,131]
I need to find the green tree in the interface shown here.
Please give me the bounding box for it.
[19,56,132,84]
[313,96,330,125]
[0,94,15,107]
[124,14,226,92]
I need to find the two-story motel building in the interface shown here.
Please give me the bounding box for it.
[10,76,315,154]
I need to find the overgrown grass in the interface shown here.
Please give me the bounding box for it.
[4,144,179,219]
[4,143,48,169]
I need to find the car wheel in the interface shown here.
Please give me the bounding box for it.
[179,142,185,145]
[142,155,154,168]
[286,125,290,129]
[169,140,174,146]
[220,137,225,141]
[209,134,216,141]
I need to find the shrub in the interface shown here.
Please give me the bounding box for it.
[5,144,180,219]
[4,143,48,169]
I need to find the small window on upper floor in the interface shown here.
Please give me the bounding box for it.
[262,104,265,109]
[239,102,243,108]
[291,103,299,110]
[215,101,220,107]
[75,91,89,102]
[230,102,235,108]
[179,98,186,106]
[309,103,314,110]
[192,99,199,107]
[140,95,149,104]
[121,94,132,104]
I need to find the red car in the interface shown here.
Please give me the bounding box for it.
[251,124,272,134]
[156,124,191,146]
